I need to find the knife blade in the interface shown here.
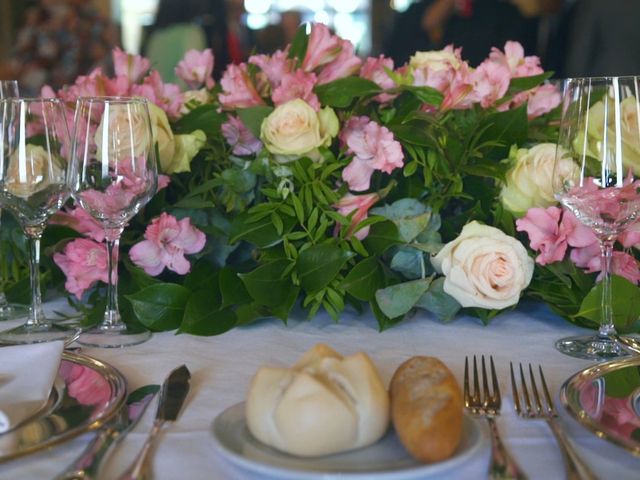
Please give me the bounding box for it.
[55,384,160,480]
[118,365,191,480]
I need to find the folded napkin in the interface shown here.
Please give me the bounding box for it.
[0,341,64,433]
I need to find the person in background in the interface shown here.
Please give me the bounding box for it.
[255,10,302,54]
[562,0,640,77]
[225,0,254,64]
[385,0,537,67]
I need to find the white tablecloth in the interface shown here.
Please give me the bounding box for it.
[1,300,640,479]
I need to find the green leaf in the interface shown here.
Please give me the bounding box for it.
[237,106,274,138]
[363,221,401,254]
[127,284,191,331]
[288,23,309,65]
[184,261,219,298]
[375,277,433,318]
[219,267,252,307]
[415,277,461,321]
[314,77,382,108]
[239,259,293,307]
[271,285,300,322]
[602,368,640,398]
[389,124,432,147]
[124,261,161,290]
[296,244,354,293]
[371,297,405,331]
[507,72,553,93]
[478,105,528,159]
[173,104,224,137]
[575,275,640,333]
[179,291,237,335]
[389,247,427,279]
[341,256,385,301]
[371,199,433,242]
[229,212,294,247]
[400,85,444,108]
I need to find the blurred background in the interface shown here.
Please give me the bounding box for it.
[1,0,639,95]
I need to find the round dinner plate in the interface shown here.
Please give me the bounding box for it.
[211,402,484,479]
[0,351,126,462]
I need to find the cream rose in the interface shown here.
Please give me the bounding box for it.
[500,143,578,215]
[260,99,338,162]
[162,130,206,174]
[94,102,153,161]
[431,222,534,310]
[5,145,64,198]
[409,50,461,72]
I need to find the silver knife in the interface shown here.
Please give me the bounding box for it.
[55,384,160,480]
[118,365,191,480]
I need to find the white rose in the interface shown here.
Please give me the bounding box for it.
[5,145,64,198]
[500,143,578,215]
[409,50,461,72]
[94,102,153,161]
[260,99,337,162]
[180,89,211,115]
[431,222,534,310]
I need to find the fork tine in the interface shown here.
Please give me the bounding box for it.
[528,364,543,415]
[472,355,481,405]
[464,356,470,408]
[490,355,501,406]
[538,365,556,416]
[518,363,533,416]
[509,362,523,416]
[481,355,490,408]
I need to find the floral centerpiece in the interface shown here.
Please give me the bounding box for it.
[4,23,640,336]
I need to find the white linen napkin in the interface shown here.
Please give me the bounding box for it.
[0,341,64,433]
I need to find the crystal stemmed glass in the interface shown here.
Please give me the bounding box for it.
[0,80,28,321]
[0,97,79,344]
[70,97,157,348]
[553,76,640,360]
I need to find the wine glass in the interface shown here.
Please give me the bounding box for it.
[0,97,79,344]
[0,80,28,321]
[70,97,157,348]
[553,76,640,360]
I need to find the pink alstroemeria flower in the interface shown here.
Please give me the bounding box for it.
[302,23,342,72]
[249,49,293,89]
[131,70,183,119]
[334,193,380,240]
[360,55,397,103]
[340,116,404,191]
[53,238,109,299]
[471,60,511,109]
[221,115,262,156]
[527,83,561,119]
[175,49,216,90]
[129,212,206,276]
[271,69,320,110]
[112,47,150,84]
[51,206,105,242]
[219,63,265,109]
[317,39,363,85]
[489,41,544,78]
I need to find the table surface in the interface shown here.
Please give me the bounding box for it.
[1,299,640,480]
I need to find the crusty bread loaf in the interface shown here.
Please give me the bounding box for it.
[389,356,463,463]
[245,343,390,457]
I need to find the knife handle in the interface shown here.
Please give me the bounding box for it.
[118,419,164,480]
[55,427,119,480]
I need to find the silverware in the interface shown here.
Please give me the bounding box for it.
[55,384,160,480]
[510,363,597,480]
[118,365,191,480]
[464,355,527,480]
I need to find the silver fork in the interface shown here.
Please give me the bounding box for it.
[510,363,597,480]
[465,355,528,480]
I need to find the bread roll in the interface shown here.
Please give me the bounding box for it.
[245,343,390,457]
[389,356,463,463]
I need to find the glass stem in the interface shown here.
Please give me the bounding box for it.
[599,237,617,339]
[25,226,46,327]
[103,227,124,328]
[0,209,6,309]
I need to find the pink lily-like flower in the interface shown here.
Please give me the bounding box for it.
[175,49,216,90]
[131,70,183,119]
[249,48,293,89]
[360,55,397,103]
[526,83,561,119]
[301,23,342,72]
[221,115,262,156]
[51,206,105,242]
[112,47,150,84]
[219,63,265,109]
[53,238,110,299]
[489,41,543,78]
[129,212,206,276]
[272,69,320,110]
[334,193,380,240]
[317,39,363,85]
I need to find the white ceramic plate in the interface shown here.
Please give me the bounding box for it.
[211,402,484,479]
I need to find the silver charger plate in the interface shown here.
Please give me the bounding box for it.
[0,351,127,462]
[561,355,640,455]
[211,402,484,480]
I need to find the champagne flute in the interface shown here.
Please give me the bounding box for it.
[70,97,157,348]
[0,80,28,321]
[0,97,79,344]
[553,76,640,360]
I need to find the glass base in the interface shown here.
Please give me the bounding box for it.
[0,322,80,346]
[77,323,151,348]
[0,303,29,321]
[555,335,630,360]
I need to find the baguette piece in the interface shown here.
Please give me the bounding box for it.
[389,356,463,463]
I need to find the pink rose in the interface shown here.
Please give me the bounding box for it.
[131,70,183,119]
[271,69,320,110]
[302,23,342,72]
[175,49,215,90]
[129,212,206,276]
[53,238,109,299]
[334,193,380,240]
[249,49,293,89]
[340,116,404,191]
[317,40,363,85]
[51,206,105,242]
[112,47,150,84]
[516,206,568,264]
[527,83,561,119]
[221,115,263,156]
[219,63,265,109]
[360,55,397,103]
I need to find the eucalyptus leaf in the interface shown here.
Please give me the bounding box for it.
[375,277,432,319]
[415,277,461,321]
[389,247,426,280]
